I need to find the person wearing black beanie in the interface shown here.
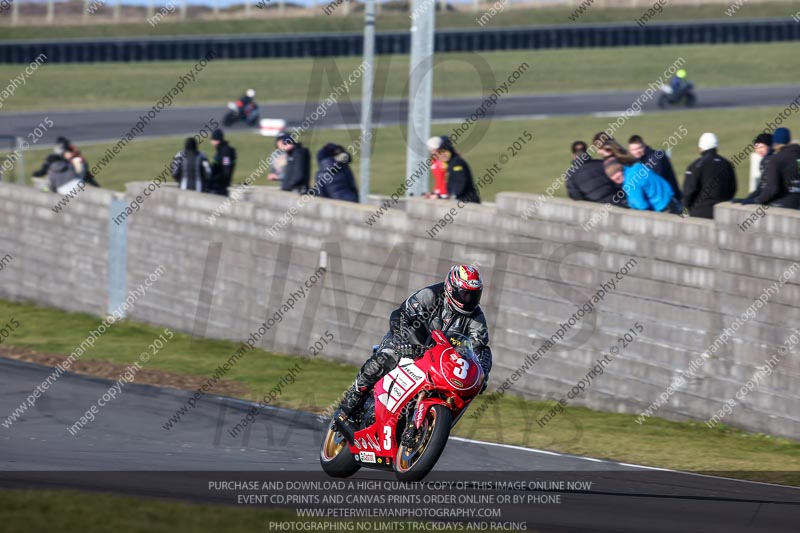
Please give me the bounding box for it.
[208,128,237,196]
[756,127,800,208]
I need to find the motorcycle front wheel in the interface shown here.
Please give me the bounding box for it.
[395,404,452,482]
[685,93,697,107]
[223,111,238,127]
[320,419,360,478]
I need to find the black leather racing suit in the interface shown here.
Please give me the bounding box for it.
[349,282,493,397]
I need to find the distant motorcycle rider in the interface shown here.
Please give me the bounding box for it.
[669,69,692,100]
[237,89,257,119]
[338,265,493,418]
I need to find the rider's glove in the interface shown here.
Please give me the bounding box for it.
[394,342,426,359]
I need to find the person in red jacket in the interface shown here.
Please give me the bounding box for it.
[426,136,449,198]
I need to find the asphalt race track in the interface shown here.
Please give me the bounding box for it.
[1,84,798,147]
[2,358,799,532]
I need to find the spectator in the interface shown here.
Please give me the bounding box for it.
[171,137,212,192]
[314,143,359,203]
[32,139,66,179]
[267,136,288,184]
[593,133,680,214]
[426,136,449,198]
[277,132,311,194]
[733,133,773,204]
[440,138,480,203]
[565,140,624,206]
[33,140,78,192]
[683,133,737,219]
[63,143,100,188]
[756,127,800,208]
[208,129,237,196]
[628,134,681,202]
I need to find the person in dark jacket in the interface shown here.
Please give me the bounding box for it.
[683,133,737,219]
[278,132,311,194]
[337,264,492,419]
[756,127,800,208]
[208,129,237,196]
[628,134,681,203]
[34,153,79,193]
[733,133,774,204]
[314,143,359,203]
[440,138,480,203]
[171,137,212,192]
[566,141,624,205]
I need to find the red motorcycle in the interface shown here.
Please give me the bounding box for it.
[320,330,484,481]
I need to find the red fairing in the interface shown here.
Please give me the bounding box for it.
[348,330,484,468]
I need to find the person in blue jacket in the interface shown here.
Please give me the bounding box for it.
[314,143,359,203]
[593,133,681,214]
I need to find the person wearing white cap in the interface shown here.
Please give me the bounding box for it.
[682,132,737,219]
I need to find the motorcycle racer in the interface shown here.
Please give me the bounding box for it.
[338,265,493,418]
[669,69,691,100]
[237,88,257,118]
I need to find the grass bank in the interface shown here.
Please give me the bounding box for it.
[0,42,798,110]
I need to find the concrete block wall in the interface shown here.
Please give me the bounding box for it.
[0,183,112,316]
[0,180,797,439]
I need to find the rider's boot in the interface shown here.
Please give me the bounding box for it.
[338,381,369,419]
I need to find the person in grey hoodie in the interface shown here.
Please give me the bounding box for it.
[171,137,212,192]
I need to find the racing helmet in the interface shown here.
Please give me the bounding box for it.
[246,88,256,98]
[676,69,687,79]
[444,265,483,315]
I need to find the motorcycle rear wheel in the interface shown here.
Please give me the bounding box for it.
[657,94,670,109]
[394,404,452,482]
[320,420,360,478]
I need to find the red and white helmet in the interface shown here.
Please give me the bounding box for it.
[444,265,483,315]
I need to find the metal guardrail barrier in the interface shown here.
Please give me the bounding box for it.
[0,18,798,64]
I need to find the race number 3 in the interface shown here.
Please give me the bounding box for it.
[454,357,470,379]
[383,426,392,450]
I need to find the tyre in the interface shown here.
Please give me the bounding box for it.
[320,420,360,478]
[685,93,697,108]
[657,94,670,109]
[394,404,453,482]
[223,112,238,127]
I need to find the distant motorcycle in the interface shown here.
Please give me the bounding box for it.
[658,83,696,109]
[223,101,260,127]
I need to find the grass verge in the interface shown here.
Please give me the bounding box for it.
[1,299,798,485]
[10,106,796,200]
[0,489,301,533]
[0,489,506,533]
[0,42,798,110]
[1,3,798,41]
